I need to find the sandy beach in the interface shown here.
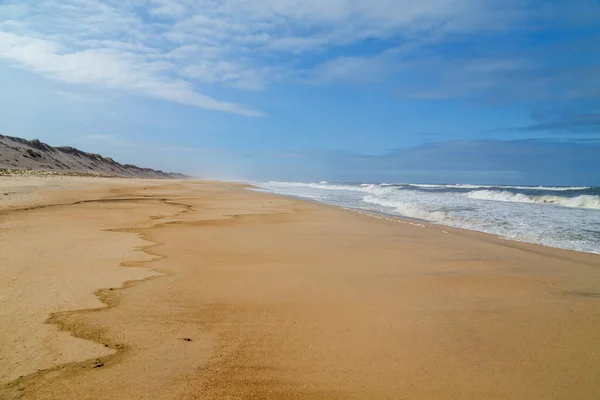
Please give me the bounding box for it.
[1,176,599,399]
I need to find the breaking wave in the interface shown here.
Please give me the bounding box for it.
[362,195,447,222]
[409,184,590,191]
[466,190,600,209]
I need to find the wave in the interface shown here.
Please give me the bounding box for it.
[363,195,447,221]
[407,184,446,189]
[409,183,591,191]
[269,181,591,193]
[267,181,356,191]
[271,182,394,194]
[466,190,600,209]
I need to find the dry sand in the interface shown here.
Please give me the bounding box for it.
[1,177,599,399]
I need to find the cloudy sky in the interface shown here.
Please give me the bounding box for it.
[0,0,599,184]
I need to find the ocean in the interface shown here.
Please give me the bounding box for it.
[253,181,600,254]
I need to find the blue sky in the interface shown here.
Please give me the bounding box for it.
[0,0,599,184]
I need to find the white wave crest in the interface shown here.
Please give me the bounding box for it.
[467,190,600,209]
[537,195,600,209]
[408,184,446,189]
[267,181,592,193]
[363,195,447,221]
[267,181,357,191]
[409,183,591,191]
[461,184,590,191]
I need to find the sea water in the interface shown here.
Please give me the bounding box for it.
[253,181,600,254]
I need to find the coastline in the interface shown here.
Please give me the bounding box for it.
[1,177,600,399]
[250,186,600,260]
[250,182,600,255]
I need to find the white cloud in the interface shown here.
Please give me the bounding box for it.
[0,0,592,112]
[0,30,262,116]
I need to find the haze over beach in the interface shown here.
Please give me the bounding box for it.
[1,1,600,399]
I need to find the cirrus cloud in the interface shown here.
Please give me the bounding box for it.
[0,0,598,117]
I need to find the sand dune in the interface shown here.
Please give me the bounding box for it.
[0,134,186,178]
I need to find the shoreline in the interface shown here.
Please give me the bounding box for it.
[2,177,600,399]
[249,184,600,256]
[250,186,600,259]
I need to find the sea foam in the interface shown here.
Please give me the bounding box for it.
[466,190,600,209]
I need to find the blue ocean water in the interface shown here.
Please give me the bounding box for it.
[253,181,600,254]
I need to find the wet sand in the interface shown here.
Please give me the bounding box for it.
[1,177,599,399]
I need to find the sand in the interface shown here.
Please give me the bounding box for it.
[1,177,599,399]
[0,134,185,178]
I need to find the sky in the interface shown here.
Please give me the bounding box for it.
[0,0,599,185]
